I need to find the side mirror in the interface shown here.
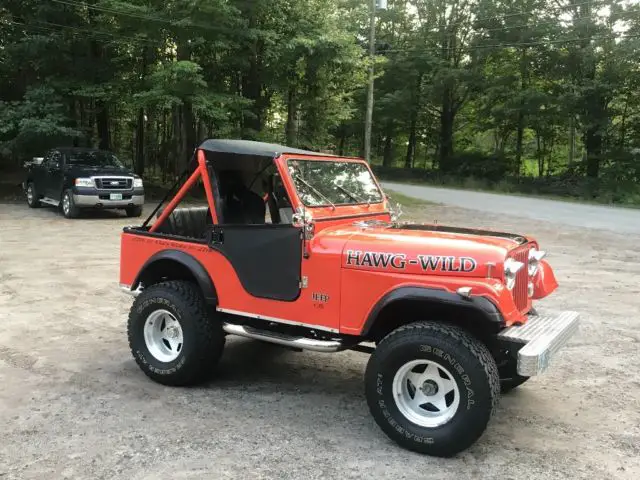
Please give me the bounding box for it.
[292,207,314,239]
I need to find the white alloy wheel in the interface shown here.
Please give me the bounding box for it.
[143,309,184,362]
[392,359,460,428]
[62,193,71,216]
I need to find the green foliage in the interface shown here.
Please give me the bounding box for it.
[0,86,80,158]
[1,0,640,205]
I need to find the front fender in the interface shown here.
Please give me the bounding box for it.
[360,285,505,337]
[532,259,558,299]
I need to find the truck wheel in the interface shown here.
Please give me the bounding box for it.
[127,280,225,386]
[365,321,500,457]
[126,205,143,218]
[61,189,80,218]
[26,182,41,208]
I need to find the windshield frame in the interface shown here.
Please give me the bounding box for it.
[285,157,384,209]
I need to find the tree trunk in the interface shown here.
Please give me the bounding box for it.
[584,126,603,178]
[136,107,145,176]
[240,8,263,138]
[383,123,394,167]
[515,47,528,175]
[285,83,297,145]
[88,3,110,150]
[536,132,544,176]
[96,103,111,150]
[619,95,629,148]
[568,115,576,165]
[172,105,181,176]
[177,42,196,168]
[405,74,422,169]
[439,97,454,168]
[338,126,346,156]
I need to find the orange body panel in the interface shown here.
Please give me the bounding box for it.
[120,148,557,336]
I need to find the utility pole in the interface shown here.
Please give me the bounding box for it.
[364,0,386,163]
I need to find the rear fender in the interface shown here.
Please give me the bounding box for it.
[132,249,217,304]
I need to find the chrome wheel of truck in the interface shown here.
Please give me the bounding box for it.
[61,190,79,218]
[26,182,40,208]
[365,321,500,457]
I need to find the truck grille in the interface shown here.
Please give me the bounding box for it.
[94,177,132,190]
[510,246,530,312]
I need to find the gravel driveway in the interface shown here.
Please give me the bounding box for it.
[0,200,638,479]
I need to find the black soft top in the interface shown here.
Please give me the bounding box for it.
[197,139,336,158]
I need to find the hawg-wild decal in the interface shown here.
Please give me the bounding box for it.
[345,250,477,273]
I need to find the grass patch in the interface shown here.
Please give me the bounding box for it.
[383,189,435,207]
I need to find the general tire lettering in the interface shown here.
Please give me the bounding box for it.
[127,280,225,386]
[364,320,500,457]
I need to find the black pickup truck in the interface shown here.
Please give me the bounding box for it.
[23,147,145,218]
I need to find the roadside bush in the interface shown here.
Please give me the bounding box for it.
[439,151,516,181]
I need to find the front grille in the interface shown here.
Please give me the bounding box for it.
[95,177,132,189]
[510,246,530,311]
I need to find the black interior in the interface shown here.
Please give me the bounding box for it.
[148,151,302,301]
[153,206,211,239]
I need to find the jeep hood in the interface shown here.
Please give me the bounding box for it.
[334,221,530,278]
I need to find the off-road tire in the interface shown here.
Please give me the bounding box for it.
[126,205,143,218]
[26,182,41,208]
[128,280,225,386]
[365,321,500,457]
[61,189,80,218]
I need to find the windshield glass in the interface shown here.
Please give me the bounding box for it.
[66,151,124,167]
[287,159,383,207]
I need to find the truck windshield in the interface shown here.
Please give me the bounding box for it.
[66,151,124,167]
[287,159,383,207]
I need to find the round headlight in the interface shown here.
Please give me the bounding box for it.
[528,248,546,276]
[504,258,524,290]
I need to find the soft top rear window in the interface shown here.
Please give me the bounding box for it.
[287,159,383,207]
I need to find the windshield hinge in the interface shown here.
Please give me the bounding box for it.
[300,276,308,288]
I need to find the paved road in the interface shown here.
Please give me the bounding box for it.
[382,182,640,235]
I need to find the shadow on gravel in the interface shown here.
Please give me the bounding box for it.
[117,337,366,398]
[211,338,366,394]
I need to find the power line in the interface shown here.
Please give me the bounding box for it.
[410,1,614,32]
[379,32,640,55]
[49,0,235,34]
[8,19,161,47]
[473,8,640,35]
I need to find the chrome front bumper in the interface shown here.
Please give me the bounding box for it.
[497,310,580,377]
[74,194,144,208]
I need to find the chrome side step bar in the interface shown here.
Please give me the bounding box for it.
[41,197,60,207]
[222,323,343,353]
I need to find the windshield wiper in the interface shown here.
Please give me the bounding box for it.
[335,183,369,207]
[294,175,336,210]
